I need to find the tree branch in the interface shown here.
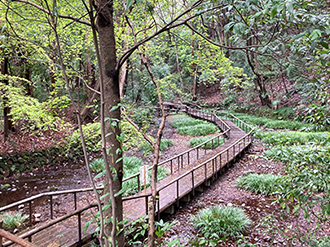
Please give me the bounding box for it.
[12,0,91,26]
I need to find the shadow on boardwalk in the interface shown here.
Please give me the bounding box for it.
[0,106,254,247]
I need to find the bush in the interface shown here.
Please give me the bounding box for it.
[89,156,169,196]
[189,136,224,149]
[140,139,173,154]
[66,123,101,155]
[236,173,285,195]
[192,205,251,239]
[0,212,29,231]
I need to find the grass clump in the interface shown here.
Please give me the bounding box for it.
[256,131,330,146]
[0,212,29,231]
[171,114,219,136]
[189,136,224,149]
[232,113,312,130]
[192,205,251,239]
[140,138,173,154]
[236,173,285,195]
[176,124,219,136]
[90,156,169,196]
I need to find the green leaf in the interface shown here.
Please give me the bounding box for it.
[102,204,111,211]
[309,29,322,41]
[94,170,105,180]
[270,6,278,18]
[126,0,134,9]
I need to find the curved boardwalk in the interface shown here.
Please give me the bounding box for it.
[0,107,253,247]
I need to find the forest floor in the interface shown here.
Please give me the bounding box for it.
[160,139,330,246]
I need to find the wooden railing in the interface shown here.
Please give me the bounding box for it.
[0,106,253,247]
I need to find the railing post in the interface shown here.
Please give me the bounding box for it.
[74,192,77,210]
[188,152,190,165]
[176,181,179,208]
[197,148,199,159]
[192,170,195,196]
[157,192,160,221]
[137,175,140,192]
[50,195,53,219]
[145,196,148,216]
[181,155,183,169]
[0,220,3,247]
[29,201,32,226]
[78,212,82,247]
[170,160,173,174]
[227,149,229,163]
[204,163,207,184]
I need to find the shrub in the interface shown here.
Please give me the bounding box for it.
[140,139,173,154]
[89,156,169,196]
[192,205,251,239]
[66,123,101,155]
[0,212,29,231]
[189,136,224,149]
[236,173,285,195]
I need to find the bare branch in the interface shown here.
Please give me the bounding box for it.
[12,0,91,26]
[121,110,155,147]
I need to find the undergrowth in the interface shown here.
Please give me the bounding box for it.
[0,212,29,231]
[255,131,330,145]
[189,136,224,149]
[90,157,169,196]
[231,113,312,130]
[236,173,286,195]
[171,114,219,136]
[191,205,251,244]
[140,138,173,154]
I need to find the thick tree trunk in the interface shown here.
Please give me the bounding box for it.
[95,1,124,245]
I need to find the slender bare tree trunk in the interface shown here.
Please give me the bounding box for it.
[173,37,184,99]
[1,57,13,141]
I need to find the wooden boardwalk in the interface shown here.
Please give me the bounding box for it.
[1,108,253,247]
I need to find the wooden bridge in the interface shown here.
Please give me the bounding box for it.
[0,105,254,247]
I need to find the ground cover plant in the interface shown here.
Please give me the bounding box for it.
[0,212,29,231]
[231,113,313,130]
[256,131,330,145]
[189,136,224,149]
[90,156,169,196]
[191,205,251,245]
[171,114,219,136]
[140,138,173,154]
[236,173,286,195]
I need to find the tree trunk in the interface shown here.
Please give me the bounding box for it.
[173,37,184,99]
[1,57,13,141]
[95,1,124,245]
